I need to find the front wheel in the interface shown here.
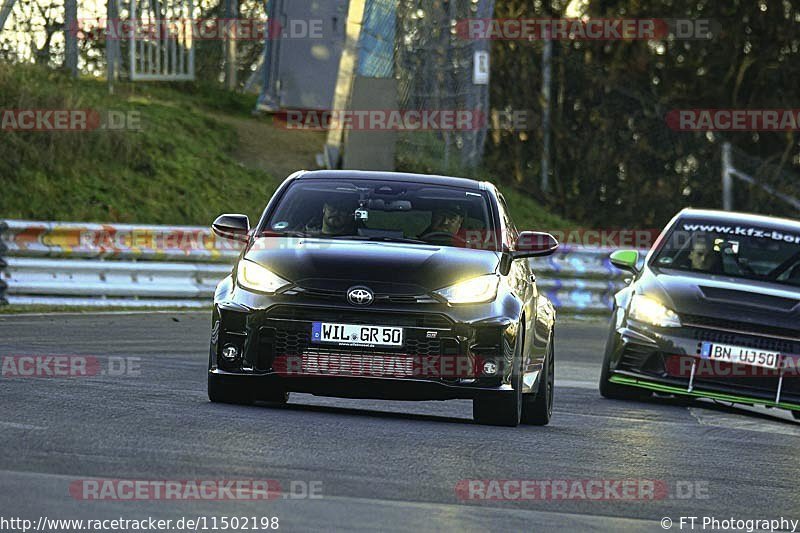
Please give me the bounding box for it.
[598,316,651,401]
[522,336,554,425]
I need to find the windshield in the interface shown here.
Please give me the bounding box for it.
[653,219,800,287]
[262,179,498,250]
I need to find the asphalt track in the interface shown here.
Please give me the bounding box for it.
[1,312,799,533]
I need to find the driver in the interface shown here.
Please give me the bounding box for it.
[686,234,722,272]
[305,198,358,236]
[420,205,466,244]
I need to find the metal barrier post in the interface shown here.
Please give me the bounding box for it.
[0,220,8,306]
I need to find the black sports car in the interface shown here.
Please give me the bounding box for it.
[600,208,800,419]
[208,170,558,426]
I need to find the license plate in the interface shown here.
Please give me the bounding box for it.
[700,342,781,369]
[311,322,404,347]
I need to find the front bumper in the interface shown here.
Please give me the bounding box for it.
[209,370,514,400]
[209,299,521,401]
[608,319,800,409]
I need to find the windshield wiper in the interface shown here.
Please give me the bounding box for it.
[259,230,315,238]
[262,232,431,245]
[327,235,430,245]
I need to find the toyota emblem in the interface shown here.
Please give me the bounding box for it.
[347,287,374,306]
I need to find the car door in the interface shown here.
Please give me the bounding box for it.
[497,193,549,390]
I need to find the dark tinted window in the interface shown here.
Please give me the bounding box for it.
[654,218,800,287]
[263,179,497,250]
[496,194,518,250]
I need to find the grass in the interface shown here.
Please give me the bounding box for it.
[501,188,574,230]
[0,65,285,225]
[0,63,571,230]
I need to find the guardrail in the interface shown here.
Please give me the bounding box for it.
[533,246,634,313]
[0,220,635,313]
[0,221,7,306]
[0,219,242,261]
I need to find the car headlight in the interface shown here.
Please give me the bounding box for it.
[236,260,291,294]
[434,274,500,305]
[628,294,681,327]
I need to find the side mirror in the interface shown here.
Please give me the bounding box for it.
[512,231,559,259]
[212,214,250,242]
[609,249,640,273]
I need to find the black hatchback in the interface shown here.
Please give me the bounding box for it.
[208,170,558,426]
[601,208,800,420]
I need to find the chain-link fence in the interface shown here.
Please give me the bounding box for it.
[0,0,265,86]
[352,0,493,173]
[725,142,800,218]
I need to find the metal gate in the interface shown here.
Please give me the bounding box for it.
[128,0,195,81]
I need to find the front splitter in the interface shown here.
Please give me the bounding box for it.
[609,374,800,412]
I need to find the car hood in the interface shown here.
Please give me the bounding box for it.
[639,266,800,330]
[244,237,501,293]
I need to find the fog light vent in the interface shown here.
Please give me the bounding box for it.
[221,344,240,362]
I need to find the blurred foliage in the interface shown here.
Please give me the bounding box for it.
[486,0,800,227]
[396,131,576,229]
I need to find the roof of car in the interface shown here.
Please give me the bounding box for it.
[678,208,800,230]
[292,170,488,191]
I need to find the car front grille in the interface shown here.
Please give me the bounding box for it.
[265,305,453,328]
[688,327,798,355]
[671,318,800,400]
[618,342,657,371]
[252,306,460,373]
[286,353,417,377]
[284,287,437,305]
[269,325,448,358]
[682,314,800,344]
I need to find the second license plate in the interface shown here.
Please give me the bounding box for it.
[700,342,780,369]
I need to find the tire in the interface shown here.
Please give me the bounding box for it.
[208,372,254,405]
[522,335,554,425]
[598,316,651,401]
[791,410,800,421]
[472,329,523,427]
